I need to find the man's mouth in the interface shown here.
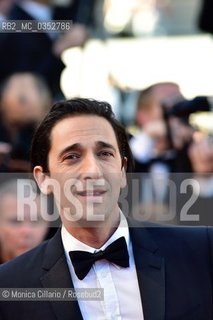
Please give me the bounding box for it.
[76,190,106,197]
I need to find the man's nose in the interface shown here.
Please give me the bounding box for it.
[81,154,102,179]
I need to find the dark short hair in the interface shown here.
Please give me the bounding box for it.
[30,98,134,172]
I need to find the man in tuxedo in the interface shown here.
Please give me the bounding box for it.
[0,98,213,319]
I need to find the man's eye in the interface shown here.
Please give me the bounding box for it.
[64,154,80,160]
[98,151,114,157]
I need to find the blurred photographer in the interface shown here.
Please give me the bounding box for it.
[129,83,213,224]
[129,82,184,173]
[164,95,213,170]
[129,82,184,222]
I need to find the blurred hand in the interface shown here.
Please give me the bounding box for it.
[143,120,169,156]
[0,142,11,154]
[168,117,194,150]
[53,24,89,56]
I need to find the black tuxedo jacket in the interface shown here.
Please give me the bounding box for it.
[0,221,213,320]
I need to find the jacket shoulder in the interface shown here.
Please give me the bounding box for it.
[128,217,213,253]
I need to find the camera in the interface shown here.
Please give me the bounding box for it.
[163,96,211,120]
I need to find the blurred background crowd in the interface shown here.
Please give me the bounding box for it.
[1,0,213,263]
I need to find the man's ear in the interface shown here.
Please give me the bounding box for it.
[121,157,127,189]
[33,166,52,195]
[121,157,128,171]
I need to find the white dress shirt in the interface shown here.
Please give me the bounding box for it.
[61,212,144,320]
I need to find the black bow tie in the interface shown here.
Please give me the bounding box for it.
[69,237,129,280]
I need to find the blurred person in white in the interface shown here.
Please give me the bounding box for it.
[0,179,48,264]
[0,72,52,172]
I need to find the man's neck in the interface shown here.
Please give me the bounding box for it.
[63,211,120,248]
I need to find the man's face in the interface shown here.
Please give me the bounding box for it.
[36,115,127,227]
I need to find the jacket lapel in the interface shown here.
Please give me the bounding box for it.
[129,221,165,320]
[40,229,83,320]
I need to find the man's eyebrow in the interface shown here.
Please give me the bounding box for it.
[58,143,82,159]
[96,141,117,152]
